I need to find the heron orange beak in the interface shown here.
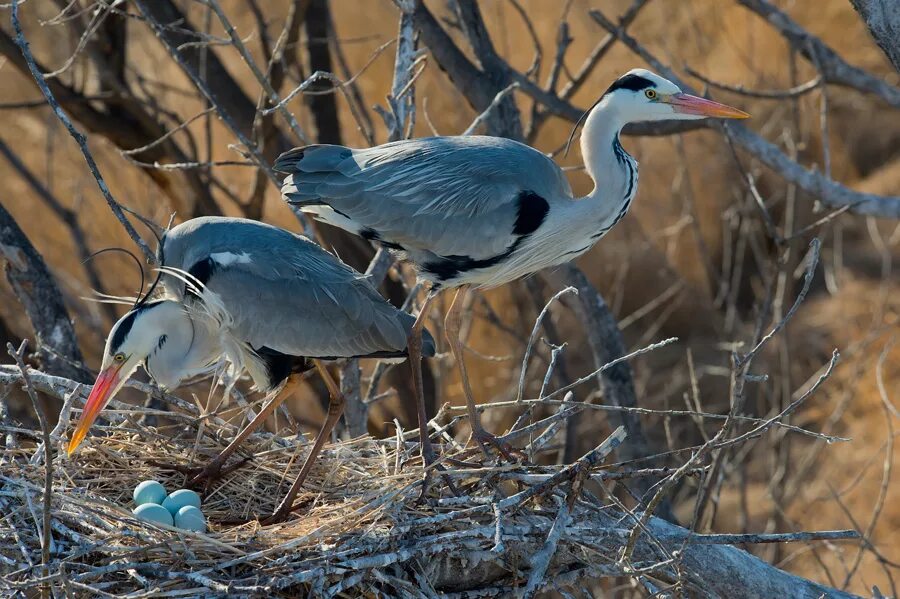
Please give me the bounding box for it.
[67,363,124,455]
[667,93,749,119]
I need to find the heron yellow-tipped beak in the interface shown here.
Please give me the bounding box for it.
[667,92,750,119]
[67,364,123,455]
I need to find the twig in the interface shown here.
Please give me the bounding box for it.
[588,8,900,218]
[7,341,52,590]
[516,286,576,403]
[542,336,679,403]
[523,496,571,599]
[9,0,154,263]
[461,82,520,136]
[498,426,626,510]
[687,530,860,545]
[685,66,822,99]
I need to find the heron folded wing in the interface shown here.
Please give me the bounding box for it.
[277,136,572,262]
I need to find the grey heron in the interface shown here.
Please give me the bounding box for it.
[68,216,434,523]
[276,68,749,459]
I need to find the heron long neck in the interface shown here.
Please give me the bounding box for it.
[577,100,637,228]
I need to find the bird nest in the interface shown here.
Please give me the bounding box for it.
[0,367,856,599]
[0,366,647,597]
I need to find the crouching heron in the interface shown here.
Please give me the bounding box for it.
[275,69,749,460]
[68,216,434,523]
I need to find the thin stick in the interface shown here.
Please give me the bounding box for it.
[461,83,520,136]
[687,530,859,545]
[7,341,52,593]
[10,0,154,263]
[515,286,576,403]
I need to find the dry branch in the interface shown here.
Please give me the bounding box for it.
[6,341,52,586]
[0,203,89,383]
[8,0,155,263]
[737,0,900,107]
[589,8,900,219]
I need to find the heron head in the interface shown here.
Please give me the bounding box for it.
[602,68,749,122]
[68,300,185,455]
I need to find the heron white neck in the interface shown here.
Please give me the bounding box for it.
[578,99,637,223]
[144,302,218,389]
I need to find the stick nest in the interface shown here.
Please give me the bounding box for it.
[0,391,627,597]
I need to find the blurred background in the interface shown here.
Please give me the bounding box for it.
[0,0,897,594]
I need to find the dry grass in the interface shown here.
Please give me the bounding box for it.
[0,375,633,596]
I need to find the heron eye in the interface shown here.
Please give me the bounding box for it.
[114,353,125,362]
[645,89,657,99]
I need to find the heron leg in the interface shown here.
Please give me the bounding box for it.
[408,289,440,468]
[184,375,301,489]
[263,360,345,524]
[445,286,520,462]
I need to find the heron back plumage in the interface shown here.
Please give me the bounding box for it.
[160,217,434,370]
[275,137,572,272]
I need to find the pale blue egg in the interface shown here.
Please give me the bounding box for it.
[174,505,207,533]
[133,503,174,527]
[162,489,202,515]
[133,480,167,506]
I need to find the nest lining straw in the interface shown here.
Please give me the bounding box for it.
[0,388,630,597]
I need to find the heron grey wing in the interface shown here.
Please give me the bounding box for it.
[199,251,415,359]
[278,136,572,261]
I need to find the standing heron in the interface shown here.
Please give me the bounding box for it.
[67,216,434,523]
[275,69,748,459]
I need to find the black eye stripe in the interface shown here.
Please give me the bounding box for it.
[605,74,655,95]
[109,300,164,353]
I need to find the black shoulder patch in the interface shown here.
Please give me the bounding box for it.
[254,346,300,391]
[188,257,216,286]
[512,191,549,237]
[361,227,404,251]
[360,227,380,242]
[605,74,654,95]
[183,257,217,299]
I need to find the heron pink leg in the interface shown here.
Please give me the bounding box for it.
[445,286,519,462]
[184,375,301,488]
[407,289,440,467]
[264,360,345,524]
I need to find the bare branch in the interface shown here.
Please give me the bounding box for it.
[203,0,308,144]
[7,340,52,588]
[589,8,900,219]
[737,0,900,107]
[0,202,90,382]
[461,82,519,136]
[685,66,823,99]
[9,1,155,263]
